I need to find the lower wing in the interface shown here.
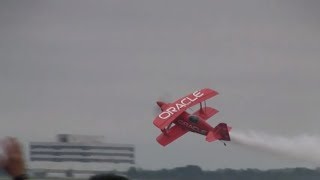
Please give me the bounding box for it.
[156,125,188,146]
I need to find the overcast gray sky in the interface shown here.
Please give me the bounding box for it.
[1,0,320,171]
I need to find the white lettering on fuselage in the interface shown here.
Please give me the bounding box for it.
[158,90,204,119]
[177,120,207,135]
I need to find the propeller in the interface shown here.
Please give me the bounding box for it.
[152,92,172,116]
[153,104,162,116]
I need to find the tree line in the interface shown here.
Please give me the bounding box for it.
[126,165,320,180]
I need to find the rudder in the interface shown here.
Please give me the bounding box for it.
[216,123,231,141]
[206,123,231,142]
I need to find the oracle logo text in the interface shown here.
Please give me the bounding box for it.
[158,90,204,120]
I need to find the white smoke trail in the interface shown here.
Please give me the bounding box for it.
[230,130,320,164]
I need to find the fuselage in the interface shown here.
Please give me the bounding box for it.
[157,101,214,136]
[175,112,213,136]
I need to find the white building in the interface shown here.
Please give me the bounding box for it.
[29,134,135,177]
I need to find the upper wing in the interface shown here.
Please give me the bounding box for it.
[156,125,188,146]
[153,88,218,129]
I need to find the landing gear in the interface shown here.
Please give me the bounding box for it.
[219,140,226,146]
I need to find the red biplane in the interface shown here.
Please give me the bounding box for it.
[153,88,231,146]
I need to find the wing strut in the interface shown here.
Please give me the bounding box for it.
[161,122,175,136]
[199,101,207,114]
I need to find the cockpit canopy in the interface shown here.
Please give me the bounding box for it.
[188,115,199,123]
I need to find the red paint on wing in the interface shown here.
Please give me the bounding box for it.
[153,88,218,129]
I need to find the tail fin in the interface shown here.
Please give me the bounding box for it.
[206,123,231,142]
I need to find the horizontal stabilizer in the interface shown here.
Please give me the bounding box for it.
[206,131,219,142]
